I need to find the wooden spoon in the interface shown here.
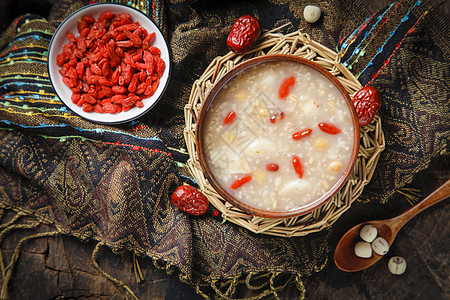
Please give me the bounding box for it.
[334,178,450,272]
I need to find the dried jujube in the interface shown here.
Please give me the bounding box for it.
[227,15,261,54]
[352,86,382,127]
[171,185,209,216]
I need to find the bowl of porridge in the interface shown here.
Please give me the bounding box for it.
[196,54,360,218]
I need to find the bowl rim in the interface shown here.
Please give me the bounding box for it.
[196,54,360,219]
[47,2,172,125]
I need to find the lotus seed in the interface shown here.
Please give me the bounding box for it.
[303,5,321,23]
[372,237,389,255]
[360,224,377,243]
[355,241,372,258]
[388,256,407,275]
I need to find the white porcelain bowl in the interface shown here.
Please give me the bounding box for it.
[47,3,171,124]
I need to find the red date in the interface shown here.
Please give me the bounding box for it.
[171,185,209,216]
[352,86,381,127]
[227,15,261,54]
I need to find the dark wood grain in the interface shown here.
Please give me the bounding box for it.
[334,179,450,272]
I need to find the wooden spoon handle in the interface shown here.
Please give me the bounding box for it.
[390,179,450,232]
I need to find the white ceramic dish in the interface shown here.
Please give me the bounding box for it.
[47,3,171,124]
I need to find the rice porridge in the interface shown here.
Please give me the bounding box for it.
[203,60,356,212]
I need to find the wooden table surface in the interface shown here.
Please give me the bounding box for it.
[0,1,449,299]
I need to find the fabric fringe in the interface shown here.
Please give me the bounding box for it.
[133,253,144,283]
[0,227,60,300]
[397,187,422,205]
[91,242,140,300]
[0,212,25,230]
[0,221,41,278]
[195,271,306,300]
[0,209,45,299]
[0,210,310,300]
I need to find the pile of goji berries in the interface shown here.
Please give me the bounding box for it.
[56,11,166,114]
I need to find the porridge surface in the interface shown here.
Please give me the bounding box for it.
[203,60,355,212]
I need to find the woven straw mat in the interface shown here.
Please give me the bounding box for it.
[184,30,385,237]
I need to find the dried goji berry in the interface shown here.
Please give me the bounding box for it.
[98,11,115,21]
[230,175,253,189]
[291,155,304,178]
[78,20,88,34]
[90,64,102,75]
[67,33,76,43]
[278,76,295,99]
[82,15,95,24]
[81,93,96,104]
[143,51,154,74]
[149,46,160,55]
[112,85,127,94]
[101,62,111,77]
[223,111,236,125]
[116,40,134,48]
[62,76,74,88]
[111,94,127,104]
[135,100,144,108]
[93,104,105,113]
[98,77,113,86]
[77,38,86,53]
[156,59,165,77]
[151,79,159,95]
[56,53,68,66]
[318,122,341,135]
[101,86,114,98]
[132,50,143,62]
[57,12,166,114]
[82,102,93,112]
[142,32,155,50]
[292,128,313,140]
[124,29,142,47]
[71,92,81,104]
[266,163,279,172]
[76,62,84,78]
[103,102,118,113]
[136,82,146,94]
[111,68,120,84]
[128,74,139,93]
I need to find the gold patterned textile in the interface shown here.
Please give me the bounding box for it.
[0,0,448,299]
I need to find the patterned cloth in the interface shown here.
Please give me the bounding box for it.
[0,0,448,299]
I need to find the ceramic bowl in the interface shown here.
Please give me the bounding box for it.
[196,54,360,218]
[47,3,171,124]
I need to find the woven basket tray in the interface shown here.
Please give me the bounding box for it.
[184,29,385,237]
